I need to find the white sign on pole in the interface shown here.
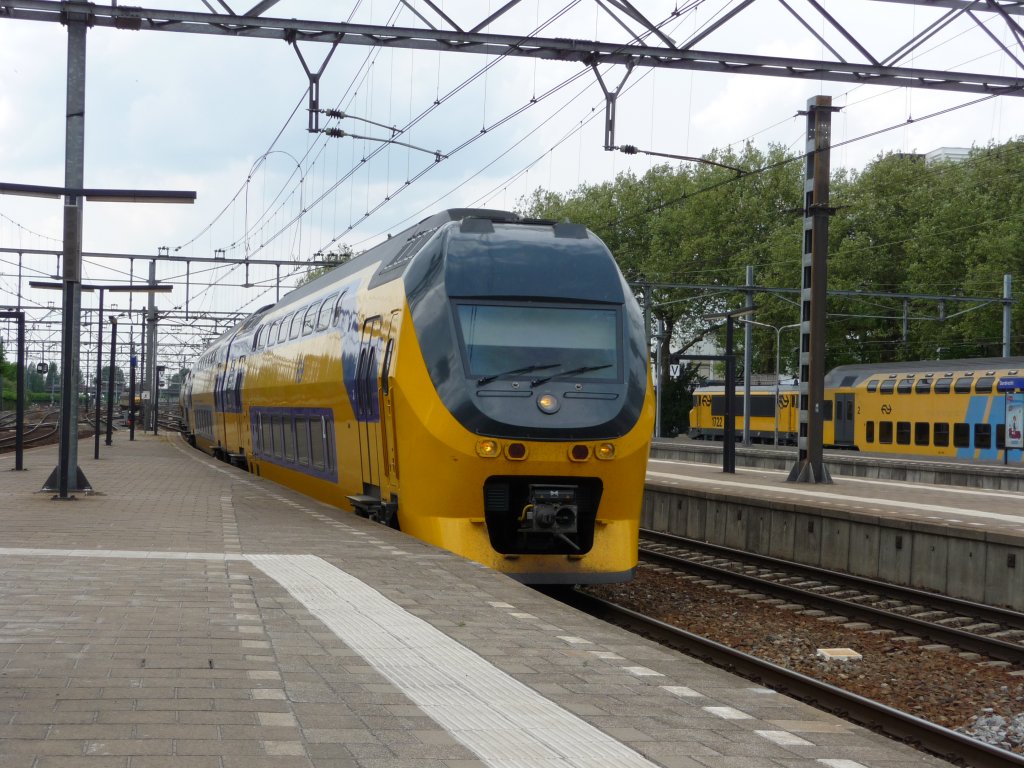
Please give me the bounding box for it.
[1007,393,1023,450]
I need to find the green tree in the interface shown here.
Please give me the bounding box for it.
[296,245,355,286]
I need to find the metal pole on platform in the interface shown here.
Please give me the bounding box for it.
[742,266,753,446]
[105,315,116,446]
[93,288,105,460]
[788,95,837,485]
[53,11,90,497]
[0,311,27,470]
[724,319,736,473]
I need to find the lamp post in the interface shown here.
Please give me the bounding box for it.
[739,319,801,446]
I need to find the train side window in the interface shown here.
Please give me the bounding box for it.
[316,293,337,330]
[289,310,304,340]
[953,422,971,447]
[261,415,273,456]
[295,419,310,465]
[823,400,833,421]
[897,379,913,394]
[866,380,879,393]
[914,422,930,446]
[934,377,952,394]
[283,417,295,461]
[997,424,1006,449]
[879,380,896,394]
[325,420,336,472]
[301,306,317,336]
[277,316,292,344]
[915,379,932,394]
[976,376,994,394]
[381,339,395,396]
[975,423,992,449]
[355,349,367,414]
[271,416,283,458]
[953,377,974,393]
[332,291,348,327]
[865,421,875,443]
[879,421,893,444]
[934,423,950,447]
[896,421,911,445]
[311,416,326,470]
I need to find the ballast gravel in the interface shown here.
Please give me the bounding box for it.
[585,566,1024,755]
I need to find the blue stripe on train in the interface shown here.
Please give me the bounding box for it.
[957,394,1019,462]
[957,396,989,460]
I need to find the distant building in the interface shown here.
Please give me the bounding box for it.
[925,147,971,165]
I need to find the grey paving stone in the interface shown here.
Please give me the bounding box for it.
[0,437,959,768]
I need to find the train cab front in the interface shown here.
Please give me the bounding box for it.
[402,213,654,583]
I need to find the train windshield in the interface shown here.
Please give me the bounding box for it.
[455,303,619,381]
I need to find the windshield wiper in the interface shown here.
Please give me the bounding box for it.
[477,363,560,386]
[531,364,613,387]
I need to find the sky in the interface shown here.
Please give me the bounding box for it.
[1,0,1023,370]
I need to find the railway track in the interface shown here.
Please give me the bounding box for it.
[639,528,1024,666]
[562,587,1024,768]
[0,407,60,451]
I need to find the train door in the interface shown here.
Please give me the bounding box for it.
[834,392,855,445]
[379,311,401,488]
[356,317,383,495]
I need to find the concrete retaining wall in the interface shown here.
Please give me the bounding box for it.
[642,480,1024,611]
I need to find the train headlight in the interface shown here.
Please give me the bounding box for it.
[475,439,500,458]
[505,442,527,460]
[595,442,615,460]
[569,444,589,461]
[536,393,559,414]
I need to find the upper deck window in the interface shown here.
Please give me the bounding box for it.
[317,293,337,330]
[954,376,974,393]
[934,377,952,393]
[975,376,994,394]
[455,302,619,382]
[879,380,896,394]
[915,379,932,394]
[896,379,913,394]
[866,380,879,392]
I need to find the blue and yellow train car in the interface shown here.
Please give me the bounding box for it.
[182,209,655,584]
[688,357,1024,463]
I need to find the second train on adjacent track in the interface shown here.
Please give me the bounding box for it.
[180,209,655,583]
[688,357,1024,462]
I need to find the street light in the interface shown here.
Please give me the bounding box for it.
[738,319,801,446]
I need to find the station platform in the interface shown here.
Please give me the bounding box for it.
[0,432,954,768]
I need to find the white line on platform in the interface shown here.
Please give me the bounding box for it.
[248,553,660,768]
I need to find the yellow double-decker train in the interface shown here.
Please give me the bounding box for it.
[688,357,1024,462]
[181,209,655,584]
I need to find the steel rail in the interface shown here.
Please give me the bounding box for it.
[564,589,1024,768]
[640,529,1024,664]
